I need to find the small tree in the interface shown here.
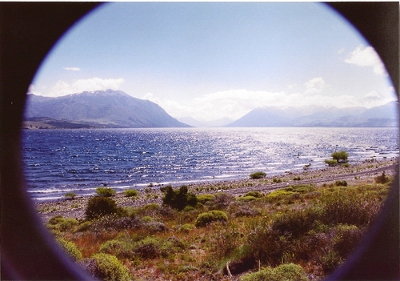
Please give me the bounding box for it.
[331,151,348,163]
[325,150,348,166]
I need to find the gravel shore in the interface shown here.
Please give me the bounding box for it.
[35,158,398,223]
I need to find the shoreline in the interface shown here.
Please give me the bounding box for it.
[35,158,398,222]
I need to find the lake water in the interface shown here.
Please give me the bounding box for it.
[22,127,399,201]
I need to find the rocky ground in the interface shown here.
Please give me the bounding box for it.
[35,158,398,223]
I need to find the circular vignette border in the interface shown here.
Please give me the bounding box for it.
[1,3,398,280]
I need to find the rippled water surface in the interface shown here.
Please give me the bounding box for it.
[22,127,398,200]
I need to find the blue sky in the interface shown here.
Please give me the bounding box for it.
[30,2,397,121]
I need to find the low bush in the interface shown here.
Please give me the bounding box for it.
[375,171,390,184]
[195,210,228,227]
[96,187,116,197]
[332,224,363,258]
[89,253,130,281]
[324,159,338,166]
[272,208,321,238]
[85,196,124,220]
[237,196,257,202]
[319,188,381,226]
[335,180,348,186]
[178,223,195,233]
[124,189,139,197]
[197,194,215,205]
[75,221,92,232]
[132,236,180,259]
[64,192,77,200]
[245,191,263,198]
[161,185,197,211]
[272,178,282,183]
[47,216,78,232]
[211,193,234,210]
[240,263,307,281]
[57,238,82,261]
[266,190,295,202]
[321,251,342,274]
[249,171,266,179]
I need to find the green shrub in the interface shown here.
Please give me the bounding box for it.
[325,159,338,166]
[333,224,363,258]
[266,190,295,202]
[197,194,215,205]
[237,196,257,202]
[321,251,342,274]
[57,238,82,261]
[75,221,92,232]
[91,253,130,281]
[47,216,78,232]
[179,223,195,233]
[272,178,282,183]
[96,187,116,197]
[99,239,133,259]
[240,263,307,281]
[375,171,390,184]
[195,210,228,227]
[85,196,122,220]
[161,185,197,210]
[320,188,381,226]
[272,208,321,238]
[335,180,348,186]
[64,192,77,200]
[124,189,139,197]
[245,191,263,198]
[249,171,266,179]
[131,237,179,259]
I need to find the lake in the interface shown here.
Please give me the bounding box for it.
[22,127,399,201]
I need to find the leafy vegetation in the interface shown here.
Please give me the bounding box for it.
[325,150,349,166]
[195,210,228,227]
[85,196,125,219]
[57,238,82,261]
[123,189,139,197]
[240,263,308,281]
[51,178,391,281]
[64,192,77,200]
[249,171,267,179]
[375,171,390,184]
[96,187,116,197]
[331,151,349,163]
[160,185,197,210]
[81,253,130,281]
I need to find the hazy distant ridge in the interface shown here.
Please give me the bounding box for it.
[226,102,398,127]
[25,90,190,128]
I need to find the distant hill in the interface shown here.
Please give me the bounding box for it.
[226,102,398,127]
[25,90,190,128]
[178,116,233,127]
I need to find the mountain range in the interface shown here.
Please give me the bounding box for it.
[25,90,189,128]
[25,89,398,128]
[226,102,398,127]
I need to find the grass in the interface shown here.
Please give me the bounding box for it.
[49,179,391,281]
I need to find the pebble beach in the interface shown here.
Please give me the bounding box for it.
[35,158,398,223]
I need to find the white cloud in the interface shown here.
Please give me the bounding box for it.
[63,67,81,71]
[304,77,327,95]
[144,80,394,121]
[344,45,387,76]
[46,77,124,97]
